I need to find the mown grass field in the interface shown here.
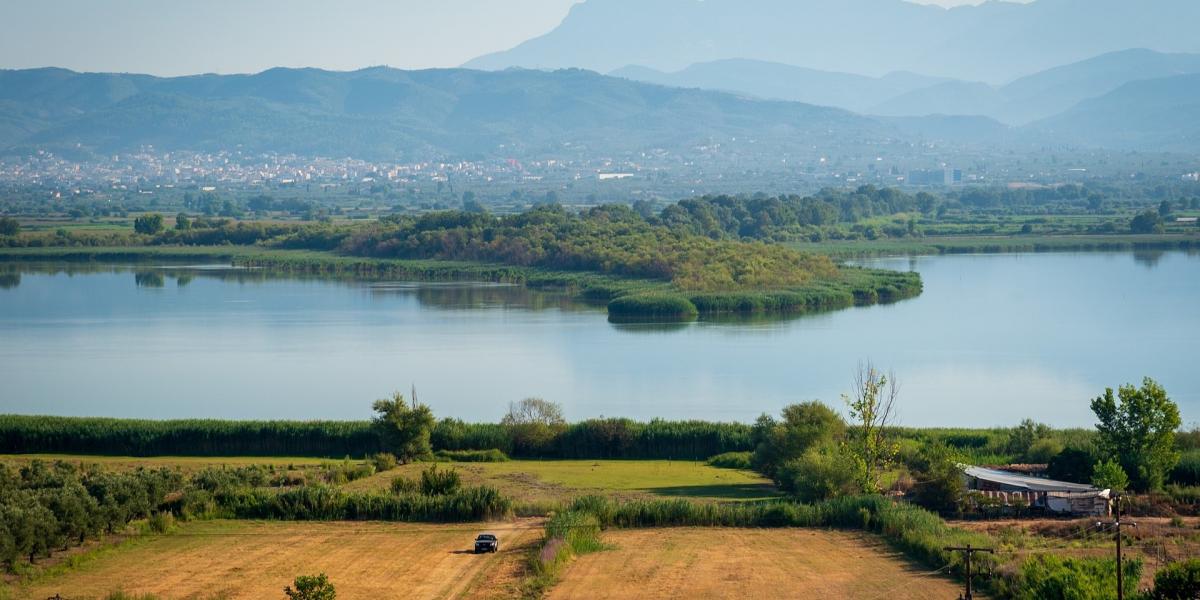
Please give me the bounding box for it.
[547,528,964,600]
[0,455,779,504]
[15,519,542,600]
[346,459,779,504]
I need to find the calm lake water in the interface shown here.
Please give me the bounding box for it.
[0,251,1196,427]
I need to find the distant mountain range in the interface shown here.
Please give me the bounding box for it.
[612,50,1200,126]
[2,52,1197,162]
[463,0,1200,84]
[1032,73,1200,151]
[609,60,953,114]
[0,67,899,161]
[872,49,1200,125]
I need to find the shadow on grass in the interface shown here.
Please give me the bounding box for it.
[641,483,780,500]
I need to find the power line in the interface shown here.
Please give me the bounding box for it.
[943,544,994,600]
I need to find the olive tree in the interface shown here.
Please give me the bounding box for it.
[1091,378,1181,491]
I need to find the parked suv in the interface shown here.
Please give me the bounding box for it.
[474,533,499,553]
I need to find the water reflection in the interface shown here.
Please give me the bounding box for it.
[134,271,166,288]
[1132,250,1166,269]
[2,252,1197,426]
[0,271,18,290]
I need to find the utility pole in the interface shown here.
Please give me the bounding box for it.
[1098,494,1137,600]
[943,544,995,600]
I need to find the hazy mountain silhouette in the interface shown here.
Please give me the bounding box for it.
[464,0,1200,83]
[870,49,1200,124]
[609,59,951,112]
[1030,72,1200,150]
[0,66,898,160]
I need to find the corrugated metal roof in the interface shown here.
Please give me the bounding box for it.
[962,465,1099,493]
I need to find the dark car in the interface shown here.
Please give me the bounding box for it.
[474,533,499,553]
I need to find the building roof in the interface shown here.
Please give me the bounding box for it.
[962,465,1100,493]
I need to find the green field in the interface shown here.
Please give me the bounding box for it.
[349,459,779,503]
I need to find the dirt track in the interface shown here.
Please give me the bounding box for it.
[548,528,964,600]
[23,519,542,600]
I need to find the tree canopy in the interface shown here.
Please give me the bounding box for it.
[1090,378,1181,491]
[371,393,435,463]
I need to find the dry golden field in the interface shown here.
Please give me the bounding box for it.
[19,519,542,600]
[547,528,964,600]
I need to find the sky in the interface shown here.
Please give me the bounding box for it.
[0,0,1025,75]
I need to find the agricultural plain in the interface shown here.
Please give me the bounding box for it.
[547,528,964,599]
[20,520,541,600]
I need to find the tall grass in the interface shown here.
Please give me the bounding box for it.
[0,415,381,457]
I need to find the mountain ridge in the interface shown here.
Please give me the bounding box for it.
[463,0,1200,83]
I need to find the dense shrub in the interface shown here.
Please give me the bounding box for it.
[285,573,337,600]
[705,452,752,470]
[1152,558,1200,600]
[370,453,398,472]
[1010,554,1140,600]
[776,445,861,502]
[419,465,462,496]
[434,449,510,463]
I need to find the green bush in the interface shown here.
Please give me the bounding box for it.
[706,451,753,470]
[1152,558,1200,599]
[419,465,461,496]
[1012,554,1140,600]
[370,453,398,472]
[776,446,860,502]
[434,449,510,463]
[285,573,336,600]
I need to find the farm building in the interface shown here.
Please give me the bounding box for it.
[961,465,1111,517]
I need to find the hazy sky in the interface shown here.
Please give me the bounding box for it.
[0,0,1024,75]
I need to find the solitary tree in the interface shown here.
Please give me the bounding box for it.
[133,213,165,235]
[501,398,566,455]
[285,573,336,600]
[372,393,435,463]
[1091,378,1181,491]
[751,401,845,480]
[842,363,900,494]
[174,213,192,230]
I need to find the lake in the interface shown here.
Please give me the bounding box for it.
[0,251,1196,428]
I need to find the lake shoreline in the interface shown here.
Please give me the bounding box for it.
[0,245,921,319]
